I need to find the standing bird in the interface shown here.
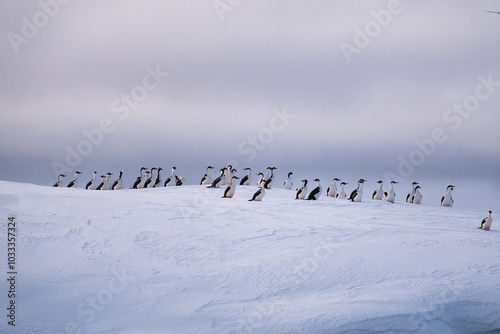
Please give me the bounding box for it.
[86,171,98,190]
[372,180,384,200]
[348,179,366,202]
[222,165,233,185]
[336,182,348,199]
[406,182,419,203]
[112,171,123,190]
[264,167,277,189]
[145,168,157,188]
[164,167,177,187]
[327,178,341,197]
[384,181,398,203]
[176,176,186,186]
[133,167,147,189]
[480,211,493,231]
[67,171,82,188]
[283,172,294,190]
[222,176,239,198]
[53,174,66,187]
[200,166,214,185]
[295,179,308,200]
[95,175,106,190]
[153,167,163,187]
[260,167,271,186]
[256,172,265,187]
[101,172,113,190]
[306,179,322,200]
[137,171,149,189]
[207,168,225,188]
[412,185,423,204]
[249,186,265,201]
[441,185,455,207]
[240,168,252,186]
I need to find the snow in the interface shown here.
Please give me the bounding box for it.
[1,180,499,334]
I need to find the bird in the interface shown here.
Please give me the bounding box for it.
[145,168,157,188]
[207,168,225,188]
[260,167,271,187]
[264,167,277,189]
[137,171,149,189]
[406,182,419,203]
[412,185,423,204]
[175,176,186,186]
[153,167,163,187]
[200,166,214,185]
[295,179,308,200]
[441,185,455,207]
[240,168,252,186]
[480,211,493,231]
[95,175,106,190]
[306,179,322,200]
[67,171,81,188]
[256,172,265,187]
[384,181,398,203]
[112,171,123,190]
[98,172,112,190]
[327,178,340,197]
[249,186,265,201]
[283,172,293,190]
[372,180,384,200]
[222,176,239,198]
[85,171,98,190]
[336,182,348,199]
[164,167,177,187]
[485,10,500,15]
[53,174,66,187]
[348,179,366,202]
[132,167,146,189]
[222,165,233,185]
[133,167,147,189]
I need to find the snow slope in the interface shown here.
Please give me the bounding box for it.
[1,180,499,334]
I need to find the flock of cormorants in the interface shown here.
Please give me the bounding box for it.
[52,165,492,230]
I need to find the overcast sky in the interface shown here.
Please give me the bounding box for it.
[1,0,500,210]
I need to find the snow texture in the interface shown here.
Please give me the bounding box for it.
[1,181,499,334]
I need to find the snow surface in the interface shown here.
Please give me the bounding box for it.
[1,180,500,334]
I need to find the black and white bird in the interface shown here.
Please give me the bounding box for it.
[306,179,322,200]
[112,171,123,190]
[336,182,348,199]
[53,174,66,187]
[153,167,163,187]
[200,166,214,185]
[137,171,148,189]
[207,168,225,188]
[295,179,308,200]
[222,176,239,198]
[384,181,398,203]
[67,171,81,188]
[249,186,265,201]
[348,179,366,202]
[175,176,186,186]
[406,182,419,203]
[372,180,384,200]
[412,185,422,204]
[95,175,106,190]
[164,167,177,187]
[240,168,252,186]
[264,167,277,189]
[101,172,113,190]
[86,171,98,190]
[327,178,341,197]
[223,165,233,186]
[145,168,157,188]
[283,172,293,190]
[133,167,147,189]
[260,167,271,187]
[480,211,493,231]
[256,172,265,187]
[441,185,454,207]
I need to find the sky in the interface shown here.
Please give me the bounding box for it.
[1,0,500,211]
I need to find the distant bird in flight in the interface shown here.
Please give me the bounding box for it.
[485,10,500,15]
